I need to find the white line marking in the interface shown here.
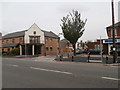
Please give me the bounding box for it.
[9,64,19,67]
[102,77,120,81]
[30,67,72,75]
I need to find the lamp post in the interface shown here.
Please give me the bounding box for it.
[111,0,116,63]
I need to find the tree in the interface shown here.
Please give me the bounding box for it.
[60,10,87,56]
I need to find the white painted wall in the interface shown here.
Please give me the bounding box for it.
[108,44,113,55]
[24,24,45,44]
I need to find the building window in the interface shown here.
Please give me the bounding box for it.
[12,39,15,43]
[111,29,112,38]
[33,31,36,34]
[6,40,8,44]
[46,38,48,42]
[46,47,49,51]
[50,47,52,51]
[29,36,40,43]
[8,48,10,52]
[19,38,23,43]
[50,38,52,42]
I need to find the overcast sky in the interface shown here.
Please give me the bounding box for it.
[0,0,119,42]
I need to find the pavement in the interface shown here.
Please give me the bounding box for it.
[2,57,119,88]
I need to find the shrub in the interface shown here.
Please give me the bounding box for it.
[11,48,20,55]
[2,53,8,56]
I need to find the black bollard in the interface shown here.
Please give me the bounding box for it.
[106,55,108,64]
[87,52,90,62]
[72,56,74,62]
[60,55,62,61]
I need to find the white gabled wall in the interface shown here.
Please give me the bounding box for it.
[24,24,45,44]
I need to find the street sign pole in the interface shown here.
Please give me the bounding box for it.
[111,0,116,63]
[100,36,103,62]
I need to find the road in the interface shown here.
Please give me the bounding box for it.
[2,57,119,88]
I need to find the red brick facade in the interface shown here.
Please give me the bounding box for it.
[60,39,73,54]
[2,36,60,55]
[2,24,60,55]
[106,22,120,39]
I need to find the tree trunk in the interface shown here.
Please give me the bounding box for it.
[73,44,76,56]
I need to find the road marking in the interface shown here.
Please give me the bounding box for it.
[9,64,19,67]
[102,77,120,81]
[30,67,72,75]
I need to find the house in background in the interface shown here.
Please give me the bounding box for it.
[60,39,73,54]
[77,41,88,50]
[87,21,120,56]
[2,23,60,55]
[87,39,103,50]
[103,21,120,55]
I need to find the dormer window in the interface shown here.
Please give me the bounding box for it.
[12,39,15,43]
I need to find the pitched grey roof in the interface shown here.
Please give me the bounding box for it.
[60,39,70,43]
[42,30,59,39]
[107,21,120,29]
[3,29,59,39]
[2,30,26,39]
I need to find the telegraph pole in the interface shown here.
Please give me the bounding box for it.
[100,36,103,62]
[111,0,116,63]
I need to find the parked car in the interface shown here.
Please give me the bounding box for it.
[76,49,83,54]
[88,49,101,55]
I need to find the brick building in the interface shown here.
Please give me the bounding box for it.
[87,21,120,56]
[87,40,102,50]
[77,41,88,50]
[103,21,120,55]
[60,39,73,54]
[2,24,60,55]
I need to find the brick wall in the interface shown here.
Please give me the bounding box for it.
[116,28,120,37]
[3,37,24,52]
[45,37,60,55]
[3,37,24,45]
[87,40,101,49]
[60,41,73,54]
[107,29,112,38]
[2,36,60,55]
[106,22,120,39]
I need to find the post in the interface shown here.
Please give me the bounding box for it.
[100,36,103,62]
[60,55,62,61]
[56,39,58,56]
[111,0,116,63]
[88,52,90,62]
[32,45,34,55]
[20,45,22,55]
[72,56,74,62]
[106,55,108,64]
